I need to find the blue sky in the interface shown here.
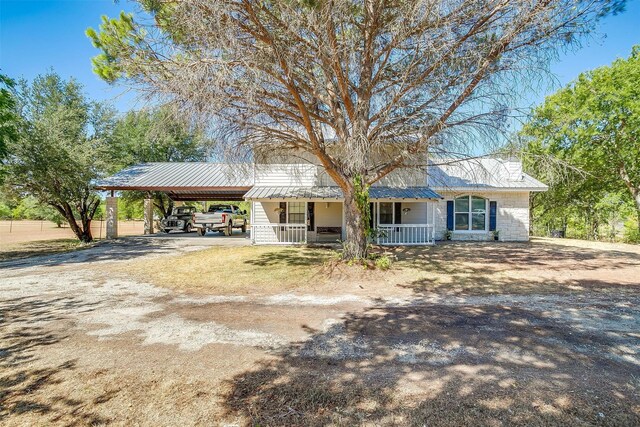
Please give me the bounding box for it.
[1,0,639,115]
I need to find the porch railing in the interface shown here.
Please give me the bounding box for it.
[376,224,435,245]
[252,223,307,245]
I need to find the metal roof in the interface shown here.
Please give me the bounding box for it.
[95,162,254,190]
[370,187,442,199]
[95,159,544,202]
[244,186,442,200]
[428,159,548,191]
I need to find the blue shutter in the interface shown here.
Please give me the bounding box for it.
[489,201,497,231]
[446,201,454,231]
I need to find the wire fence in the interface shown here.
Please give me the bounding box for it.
[0,220,145,245]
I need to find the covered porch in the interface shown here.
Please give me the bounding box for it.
[245,186,441,246]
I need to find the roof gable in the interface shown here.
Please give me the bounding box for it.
[428,159,547,191]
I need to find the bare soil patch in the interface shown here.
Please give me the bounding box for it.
[0,220,144,245]
[0,237,638,426]
[0,239,94,261]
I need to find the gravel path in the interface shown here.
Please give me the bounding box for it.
[1,238,639,426]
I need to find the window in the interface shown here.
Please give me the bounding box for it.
[379,202,393,224]
[288,202,305,224]
[454,196,486,231]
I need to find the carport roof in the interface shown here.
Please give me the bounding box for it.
[95,163,254,200]
[244,186,442,200]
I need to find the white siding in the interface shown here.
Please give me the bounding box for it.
[254,164,318,186]
[434,191,530,241]
[399,202,429,224]
[315,202,342,227]
[253,201,281,224]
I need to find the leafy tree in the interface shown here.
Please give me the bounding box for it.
[9,196,67,226]
[4,72,116,242]
[523,45,640,235]
[88,0,624,258]
[0,73,18,164]
[111,106,212,218]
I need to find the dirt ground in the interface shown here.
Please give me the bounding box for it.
[0,237,638,426]
[0,220,145,245]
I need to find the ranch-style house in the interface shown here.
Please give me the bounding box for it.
[97,156,547,245]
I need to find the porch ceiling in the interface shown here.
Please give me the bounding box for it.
[244,186,442,200]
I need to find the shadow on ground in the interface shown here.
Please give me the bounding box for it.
[0,237,184,270]
[389,241,640,296]
[223,241,640,426]
[0,296,112,425]
[222,300,640,426]
[394,240,640,272]
[245,248,334,267]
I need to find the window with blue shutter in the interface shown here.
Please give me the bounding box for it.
[489,201,497,231]
[446,201,454,231]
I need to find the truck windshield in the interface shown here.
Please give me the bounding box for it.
[175,208,193,214]
[209,205,232,213]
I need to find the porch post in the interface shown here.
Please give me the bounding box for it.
[431,201,436,243]
[376,202,380,244]
[304,201,308,243]
[341,201,346,240]
[105,193,118,239]
[250,201,255,243]
[144,194,154,235]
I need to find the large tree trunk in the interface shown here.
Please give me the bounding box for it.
[79,216,93,243]
[342,186,370,261]
[52,202,94,243]
[153,193,174,219]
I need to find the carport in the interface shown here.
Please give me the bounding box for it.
[95,163,254,238]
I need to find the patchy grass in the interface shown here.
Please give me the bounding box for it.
[390,239,640,296]
[0,239,92,261]
[123,238,640,298]
[124,245,337,294]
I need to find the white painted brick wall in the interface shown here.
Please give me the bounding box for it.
[433,191,530,242]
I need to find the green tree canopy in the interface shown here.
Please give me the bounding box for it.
[0,74,18,164]
[522,45,640,239]
[3,72,116,242]
[111,106,213,218]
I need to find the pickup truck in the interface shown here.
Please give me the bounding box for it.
[160,206,196,233]
[193,204,248,236]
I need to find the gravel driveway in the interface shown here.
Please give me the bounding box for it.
[1,238,639,426]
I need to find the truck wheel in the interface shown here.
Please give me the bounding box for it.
[185,223,193,233]
[224,221,233,236]
[241,220,247,233]
[197,228,206,236]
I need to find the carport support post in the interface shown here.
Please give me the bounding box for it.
[144,194,154,235]
[106,192,118,239]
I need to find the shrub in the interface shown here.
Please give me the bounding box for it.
[0,202,11,219]
[623,225,640,244]
[374,255,392,270]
